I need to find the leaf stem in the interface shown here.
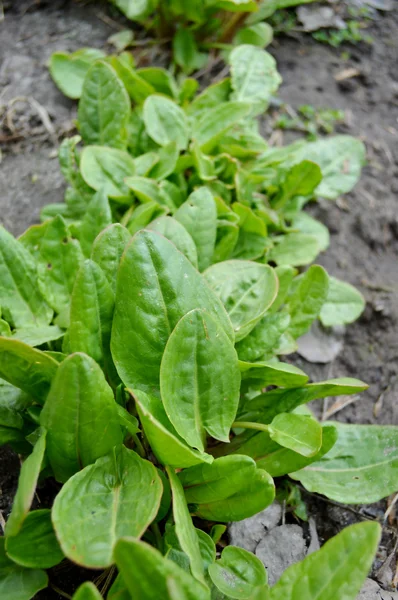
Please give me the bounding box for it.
[132,434,146,458]
[232,421,270,433]
[150,522,163,551]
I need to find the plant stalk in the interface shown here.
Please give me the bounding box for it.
[232,421,270,433]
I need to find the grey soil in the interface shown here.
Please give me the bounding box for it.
[0,1,397,597]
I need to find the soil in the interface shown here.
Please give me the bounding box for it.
[0,1,397,598]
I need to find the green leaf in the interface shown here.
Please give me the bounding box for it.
[268,413,322,457]
[133,389,213,468]
[79,190,112,257]
[180,455,275,522]
[52,445,162,568]
[69,260,114,368]
[110,56,155,104]
[241,378,368,424]
[232,203,267,261]
[319,277,365,327]
[125,176,163,204]
[13,325,64,347]
[78,61,130,148]
[239,423,338,477]
[234,22,273,48]
[149,142,179,180]
[291,423,398,503]
[5,509,63,569]
[137,67,178,98]
[91,224,131,294]
[175,187,217,271]
[108,29,134,51]
[5,431,47,537]
[288,135,366,200]
[40,353,122,482]
[36,215,84,314]
[111,230,233,391]
[160,309,240,452]
[80,146,135,200]
[193,102,252,153]
[271,265,297,313]
[239,360,308,388]
[188,79,231,119]
[236,313,291,362]
[0,227,52,328]
[73,582,103,600]
[49,48,105,99]
[114,538,211,600]
[148,216,198,268]
[0,538,48,600]
[268,233,320,267]
[144,95,189,150]
[229,45,282,112]
[0,338,58,401]
[167,467,205,584]
[108,575,130,600]
[117,404,140,437]
[112,0,158,21]
[0,379,31,430]
[173,28,207,75]
[204,260,278,341]
[291,213,330,252]
[269,522,380,600]
[287,265,329,338]
[209,546,267,599]
[272,161,322,209]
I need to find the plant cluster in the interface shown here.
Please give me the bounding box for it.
[0,20,397,600]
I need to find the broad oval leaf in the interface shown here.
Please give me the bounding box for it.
[143,95,189,150]
[5,431,47,537]
[0,538,48,600]
[49,48,105,99]
[111,230,233,391]
[239,360,308,388]
[40,353,122,482]
[204,260,278,341]
[288,135,366,200]
[269,522,380,600]
[229,45,282,112]
[6,509,64,569]
[0,226,52,328]
[72,582,103,600]
[52,445,163,568]
[80,146,135,199]
[291,423,398,504]
[0,338,58,402]
[268,413,322,457]
[148,216,198,268]
[160,309,241,452]
[36,215,84,315]
[287,265,329,338]
[235,313,291,362]
[133,389,213,468]
[91,223,131,293]
[167,467,205,584]
[69,260,115,369]
[180,455,275,522]
[193,102,252,153]
[209,546,267,600]
[175,187,217,272]
[13,325,65,348]
[319,276,365,327]
[268,233,320,267]
[79,190,113,257]
[78,61,130,148]
[114,538,210,600]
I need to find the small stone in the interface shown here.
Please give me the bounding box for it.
[255,525,307,586]
[228,502,282,553]
[358,578,398,599]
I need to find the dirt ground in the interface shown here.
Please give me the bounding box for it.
[0,1,397,598]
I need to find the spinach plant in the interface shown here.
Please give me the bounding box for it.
[0,28,394,600]
[0,218,394,599]
[48,45,366,331]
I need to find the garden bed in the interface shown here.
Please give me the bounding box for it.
[0,1,397,598]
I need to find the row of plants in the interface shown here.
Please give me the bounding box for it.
[0,7,397,600]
